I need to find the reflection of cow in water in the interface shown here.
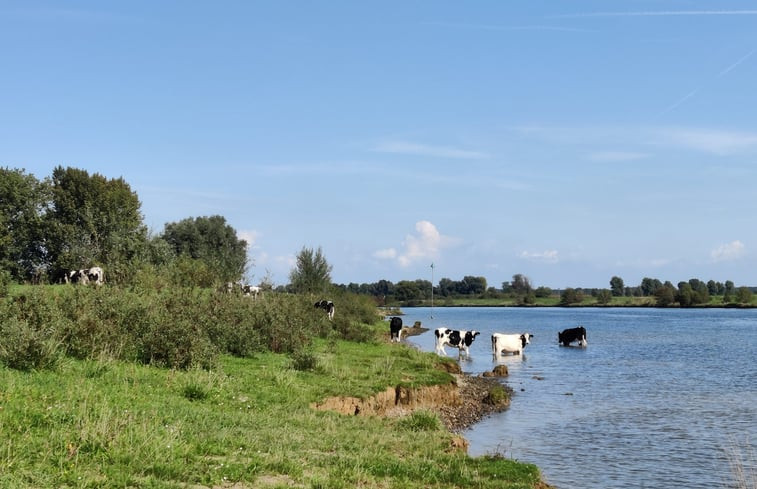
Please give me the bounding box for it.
[314,300,335,320]
[558,326,587,347]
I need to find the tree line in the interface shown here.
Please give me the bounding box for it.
[333,272,754,307]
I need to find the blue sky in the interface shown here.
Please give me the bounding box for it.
[2,1,757,289]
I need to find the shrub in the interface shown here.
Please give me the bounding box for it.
[484,385,510,406]
[0,316,62,370]
[289,350,318,371]
[0,269,11,297]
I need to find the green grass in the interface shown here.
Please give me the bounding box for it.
[0,338,544,488]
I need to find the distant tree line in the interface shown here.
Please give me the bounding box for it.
[334,272,754,307]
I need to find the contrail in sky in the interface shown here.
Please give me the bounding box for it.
[718,49,756,77]
[660,48,755,116]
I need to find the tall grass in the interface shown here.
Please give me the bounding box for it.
[0,285,378,370]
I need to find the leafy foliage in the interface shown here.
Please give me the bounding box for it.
[289,246,332,294]
[162,215,248,284]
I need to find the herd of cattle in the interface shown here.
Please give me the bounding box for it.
[388,316,587,358]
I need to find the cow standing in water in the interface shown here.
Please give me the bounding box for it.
[434,328,480,358]
[491,333,533,357]
[558,326,587,347]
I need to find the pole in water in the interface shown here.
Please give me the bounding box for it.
[430,262,434,319]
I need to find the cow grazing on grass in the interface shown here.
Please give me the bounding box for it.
[558,326,587,347]
[491,333,533,357]
[434,328,480,358]
[315,300,335,320]
[389,317,403,342]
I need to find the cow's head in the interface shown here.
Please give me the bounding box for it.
[463,330,480,346]
[520,333,533,348]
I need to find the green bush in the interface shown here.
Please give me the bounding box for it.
[0,269,11,297]
[289,349,319,371]
[0,316,62,370]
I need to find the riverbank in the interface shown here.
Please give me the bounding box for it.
[0,334,548,488]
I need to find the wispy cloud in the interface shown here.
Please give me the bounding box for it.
[374,220,460,267]
[373,141,488,160]
[588,151,649,162]
[554,10,757,19]
[511,124,757,155]
[711,240,745,262]
[519,250,559,264]
[423,20,595,33]
[658,128,757,155]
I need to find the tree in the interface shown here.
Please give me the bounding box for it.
[640,277,662,296]
[0,168,50,281]
[46,166,147,282]
[395,280,422,302]
[655,284,676,307]
[162,215,248,284]
[511,274,532,295]
[610,276,624,296]
[595,289,612,305]
[289,246,332,294]
[734,286,753,305]
[560,287,584,305]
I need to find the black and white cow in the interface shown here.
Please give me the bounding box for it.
[314,300,335,320]
[87,266,104,286]
[434,328,480,358]
[491,333,533,356]
[66,269,89,285]
[558,326,587,347]
[389,316,403,342]
[242,284,261,299]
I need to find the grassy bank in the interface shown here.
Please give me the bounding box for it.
[0,340,544,488]
[0,285,546,488]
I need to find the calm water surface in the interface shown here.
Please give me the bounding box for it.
[401,307,756,489]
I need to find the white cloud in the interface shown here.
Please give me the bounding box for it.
[237,230,260,250]
[375,221,459,267]
[373,248,397,259]
[711,240,745,262]
[372,141,488,159]
[519,250,559,263]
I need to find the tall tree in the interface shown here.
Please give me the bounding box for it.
[46,166,147,282]
[162,215,248,284]
[610,276,625,297]
[289,246,332,294]
[0,168,50,281]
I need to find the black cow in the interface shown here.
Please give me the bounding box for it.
[389,317,403,342]
[558,326,587,347]
[314,300,335,320]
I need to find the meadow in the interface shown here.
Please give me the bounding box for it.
[0,284,546,488]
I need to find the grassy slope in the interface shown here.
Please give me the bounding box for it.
[0,336,544,488]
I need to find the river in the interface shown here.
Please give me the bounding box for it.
[400,307,756,489]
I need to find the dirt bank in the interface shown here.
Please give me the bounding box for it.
[310,372,512,433]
